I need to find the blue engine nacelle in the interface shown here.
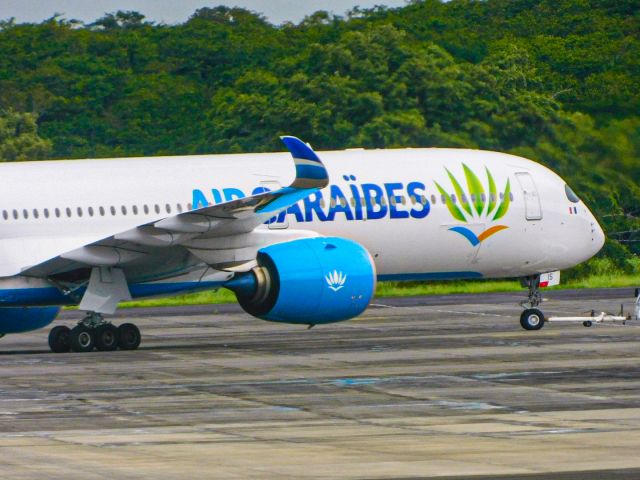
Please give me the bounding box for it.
[0,307,61,334]
[228,237,376,325]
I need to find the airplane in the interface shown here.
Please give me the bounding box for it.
[0,136,605,353]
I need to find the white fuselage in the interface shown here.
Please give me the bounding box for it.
[0,148,604,305]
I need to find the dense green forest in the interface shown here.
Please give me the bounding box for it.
[0,0,639,275]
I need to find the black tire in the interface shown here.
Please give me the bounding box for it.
[117,323,141,350]
[583,321,593,327]
[70,325,95,353]
[48,325,71,353]
[95,324,119,351]
[520,308,545,331]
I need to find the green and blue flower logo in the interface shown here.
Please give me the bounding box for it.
[435,164,510,246]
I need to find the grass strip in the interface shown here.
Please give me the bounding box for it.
[117,273,640,309]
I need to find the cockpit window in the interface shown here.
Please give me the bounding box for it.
[565,184,580,203]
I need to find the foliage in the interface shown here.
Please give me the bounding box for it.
[0,0,638,272]
[0,109,52,160]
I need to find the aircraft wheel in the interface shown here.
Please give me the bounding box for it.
[520,308,545,331]
[95,324,119,351]
[117,323,141,350]
[70,325,95,353]
[583,321,593,327]
[48,326,71,353]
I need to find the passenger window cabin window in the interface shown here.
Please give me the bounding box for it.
[44,208,50,218]
[88,207,94,217]
[441,194,446,204]
[12,209,18,220]
[509,192,514,201]
[121,206,127,215]
[110,206,116,216]
[451,195,457,204]
[165,204,171,214]
[66,208,72,217]
[143,205,149,214]
[431,195,437,204]
[77,207,83,217]
[500,193,504,200]
[23,209,29,219]
[99,206,105,216]
[176,203,183,213]
[154,204,160,214]
[33,209,39,219]
[132,205,138,215]
[55,208,61,218]
[187,203,193,210]
[2,210,7,220]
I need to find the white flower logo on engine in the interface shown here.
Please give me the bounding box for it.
[325,270,347,292]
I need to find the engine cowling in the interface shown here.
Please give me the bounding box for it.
[228,237,376,324]
[0,307,61,334]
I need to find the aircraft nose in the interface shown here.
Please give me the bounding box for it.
[592,218,605,252]
[587,211,605,256]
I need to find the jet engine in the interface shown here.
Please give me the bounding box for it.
[0,307,61,335]
[227,237,376,325]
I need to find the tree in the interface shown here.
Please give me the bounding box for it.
[0,110,52,161]
[91,11,149,30]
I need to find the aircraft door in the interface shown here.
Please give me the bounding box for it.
[515,172,542,220]
[260,181,289,229]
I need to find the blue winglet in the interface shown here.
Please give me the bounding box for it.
[255,137,329,215]
[280,136,329,189]
[281,136,321,162]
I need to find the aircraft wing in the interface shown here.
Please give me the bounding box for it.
[19,136,329,278]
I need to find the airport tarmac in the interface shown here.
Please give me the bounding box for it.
[1,288,640,479]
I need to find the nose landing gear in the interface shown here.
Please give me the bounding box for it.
[520,275,546,330]
[520,308,545,330]
[48,312,141,353]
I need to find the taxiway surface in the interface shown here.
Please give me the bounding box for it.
[1,289,640,479]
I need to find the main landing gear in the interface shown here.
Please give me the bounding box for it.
[48,312,141,353]
[519,275,546,331]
